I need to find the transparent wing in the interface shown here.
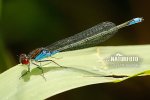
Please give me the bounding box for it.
[45,22,116,52]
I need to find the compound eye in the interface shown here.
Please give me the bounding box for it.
[19,54,29,65]
[21,58,29,65]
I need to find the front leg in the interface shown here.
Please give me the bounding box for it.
[19,64,30,79]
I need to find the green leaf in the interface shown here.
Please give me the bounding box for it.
[0,45,150,100]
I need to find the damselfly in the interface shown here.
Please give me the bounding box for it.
[19,17,143,79]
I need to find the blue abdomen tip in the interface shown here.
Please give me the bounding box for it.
[128,17,144,26]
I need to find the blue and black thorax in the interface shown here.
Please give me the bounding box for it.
[28,48,59,61]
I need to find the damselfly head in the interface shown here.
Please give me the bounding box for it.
[19,54,30,65]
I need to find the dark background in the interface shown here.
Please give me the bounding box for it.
[1,0,150,100]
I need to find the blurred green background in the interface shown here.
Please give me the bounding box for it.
[1,0,150,100]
